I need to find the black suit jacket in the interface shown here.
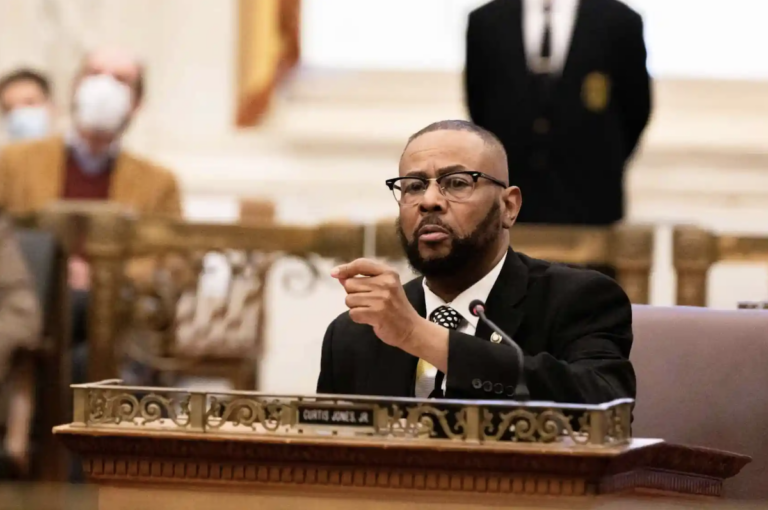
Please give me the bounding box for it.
[465,0,652,225]
[317,250,636,404]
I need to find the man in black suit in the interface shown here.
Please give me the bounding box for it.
[317,120,635,403]
[465,0,652,225]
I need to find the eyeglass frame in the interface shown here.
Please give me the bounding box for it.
[385,170,509,205]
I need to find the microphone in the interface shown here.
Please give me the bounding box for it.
[469,300,529,401]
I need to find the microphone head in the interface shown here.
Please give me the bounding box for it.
[468,300,485,317]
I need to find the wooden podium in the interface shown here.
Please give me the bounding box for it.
[55,381,750,510]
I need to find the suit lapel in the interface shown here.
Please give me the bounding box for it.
[474,250,528,343]
[364,277,424,397]
[560,0,594,83]
[507,0,529,82]
[364,252,529,397]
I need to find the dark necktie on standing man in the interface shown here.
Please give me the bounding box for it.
[530,0,556,172]
[541,0,553,71]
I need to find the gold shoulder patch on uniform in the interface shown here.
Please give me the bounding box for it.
[582,71,611,112]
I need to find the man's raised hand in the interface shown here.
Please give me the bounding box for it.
[331,258,420,348]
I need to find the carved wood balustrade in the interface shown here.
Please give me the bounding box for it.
[38,202,365,388]
[36,203,655,389]
[377,221,654,305]
[674,226,768,307]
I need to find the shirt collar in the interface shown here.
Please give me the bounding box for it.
[422,252,507,330]
[65,128,121,156]
[524,0,580,14]
[65,129,121,176]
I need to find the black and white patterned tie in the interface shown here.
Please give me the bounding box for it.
[429,306,462,331]
[415,306,462,398]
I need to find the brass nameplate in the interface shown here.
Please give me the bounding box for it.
[297,404,374,427]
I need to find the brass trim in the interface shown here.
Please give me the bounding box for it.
[67,380,633,448]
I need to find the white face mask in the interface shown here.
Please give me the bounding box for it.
[73,74,132,134]
[5,106,51,141]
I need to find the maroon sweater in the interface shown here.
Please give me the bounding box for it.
[61,151,114,200]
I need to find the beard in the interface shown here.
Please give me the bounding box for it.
[397,201,501,279]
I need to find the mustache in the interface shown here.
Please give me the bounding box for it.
[413,216,456,237]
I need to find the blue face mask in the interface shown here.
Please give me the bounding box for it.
[5,106,51,141]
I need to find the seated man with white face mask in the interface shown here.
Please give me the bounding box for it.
[0,48,182,287]
[0,48,181,220]
[0,68,55,143]
[0,52,182,484]
[0,48,182,380]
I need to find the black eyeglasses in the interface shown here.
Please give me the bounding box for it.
[385,171,508,205]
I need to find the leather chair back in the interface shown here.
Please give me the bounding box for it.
[631,305,768,499]
[15,229,57,320]
[14,227,69,480]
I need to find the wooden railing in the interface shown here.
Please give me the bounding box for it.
[377,221,654,305]
[29,203,656,389]
[674,226,768,307]
[40,202,365,385]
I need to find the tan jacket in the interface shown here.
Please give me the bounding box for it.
[0,136,181,217]
[0,136,183,288]
[0,215,41,381]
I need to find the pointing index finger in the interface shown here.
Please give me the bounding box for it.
[331,258,389,279]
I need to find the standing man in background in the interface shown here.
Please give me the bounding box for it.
[0,69,55,142]
[465,0,651,226]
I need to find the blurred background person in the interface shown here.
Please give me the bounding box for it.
[0,210,41,476]
[0,211,41,394]
[464,0,652,227]
[0,47,185,484]
[0,48,182,406]
[0,47,181,291]
[0,47,181,220]
[0,68,55,143]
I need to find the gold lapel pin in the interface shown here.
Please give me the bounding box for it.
[490,332,503,344]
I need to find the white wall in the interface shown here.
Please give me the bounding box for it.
[302,0,768,80]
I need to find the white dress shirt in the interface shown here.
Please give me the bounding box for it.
[415,252,508,396]
[523,0,580,74]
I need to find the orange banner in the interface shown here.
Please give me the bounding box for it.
[236,0,301,127]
